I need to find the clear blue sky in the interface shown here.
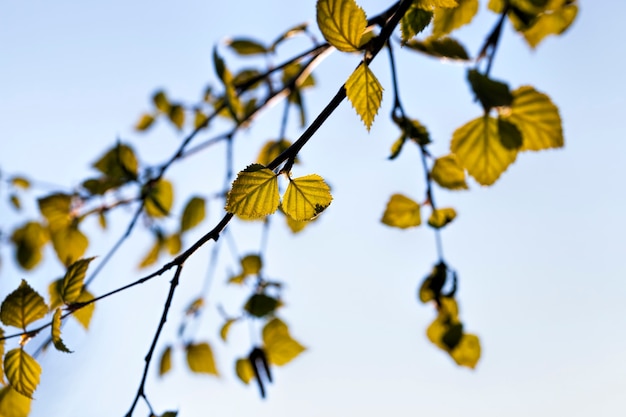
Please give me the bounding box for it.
[1,1,625,416]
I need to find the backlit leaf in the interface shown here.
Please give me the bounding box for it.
[388,135,407,160]
[159,345,172,376]
[451,116,518,186]
[4,348,41,398]
[181,197,206,232]
[9,194,21,211]
[241,254,262,276]
[431,154,468,190]
[497,118,523,150]
[213,48,243,121]
[220,318,238,342]
[381,194,421,229]
[522,3,578,48]
[153,90,170,113]
[51,308,72,353]
[186,342,219,376]
[145,179,174,218]
[401,5,433,42]
[245,294,280,318]
[0,328,4,384]
[235,358,255,384]
[0,386,31,417]
[257,139,295,167]
[164,233,181,255]
[405,37,470,60]
[139,239,161,269]
[10,177,30,189]
[50,225,88,266]
[432,0,478,38]
[282,174,332,221]
[467,69,513,111]
[413,0,459,9]
[428,208,457,229]
[450,333,481,368]
[73,289,95,330]
[228,273,246,285]
[135,113,155,131]
[226,38,268,55]
[168,104,185,130]
[194,109,208,130]
[11,222,48,270]
[93,143,139,182]
[316,0,367,52]
[346,62,383,131]
[271,23,309,51]
[61,257,95,304]
[262,318,306,366]
[502,85,563,151]
[225,164,280,219]
[38,193,72,231]
[0,280,48,330]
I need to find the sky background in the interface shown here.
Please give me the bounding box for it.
[1,1,626,416]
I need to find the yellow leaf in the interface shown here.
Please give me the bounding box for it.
[186,342,219,376]
[428,207,457,229]
[241,254,262,276]
[0,385,31,417]
[153,90,170,113]
[185,298,204,316]
[180,196,206,232]
[50,225,88,266]
[451,116,518,186]
[381,194,421,229]
[432,0,478,38]
[61,257,95,304]
[159,346,172,376]
[73,289,95,330]
[262,318,306,366]
[450,333,481,368]
[228,272,246,285]
[316,0,367,52]
[414,0,459,10]
[145,179,174,218]
[168,104,185,130]
[51,308,72,353]
[522,3,578,48]
[4,348,41,398]
[502,86,563,151]
[10,177,30,190]
[164,233,182,255]
[194,109,209,130]
[225,164,280,219]
[139,240,161,269]
[11,222,48,270]
[0,280,48,330]
[282,174,333,221]
[256,139,295,167]
[235,358,254,385]
[135,113,155,131]
[219,319,237,342]
[38,193,72,231]
[346,62,383,131]
[431,154,468,190]
[284,211,311,234]
[92,143,139,181]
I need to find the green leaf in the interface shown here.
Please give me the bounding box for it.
[181,197,206,232]
[431,154,468,190]
[381,194,421,229]
[346,62,383,131]
[428,207,457,229]
[92,143,139,182]
[241,254,262,276]
[226,38,268,55]
[451,116,519,185]
[159,345,172,376]
[145,179,174,218]
[73,289,95,330]
[316,0,368,52]
[467,69,513,111]
[262,318,306,366]
[168,104,185,130]
[153,90,170,113]
[50,225,88,266]
[219,319,238,342]
[501,85,563,151]
[61,257,95,304]
[0,386,31,417]
[38,193,72,231]
[522,3,578,48]
[225,164,280,219]
[0,280,48,330]
[135,113,155,131]
[256,139,295,167]
[245,294,280,318]
[186,342,219,376]
[405,36,470,60]
[450,333,481,368]
[4,348,41,398]
[51,308,72,353]
[282,174,333,221]
[432,0,479,38]
[11,222,48,270]
[401,5,433,42]
[235,358,255,384]
[497,118,523,150]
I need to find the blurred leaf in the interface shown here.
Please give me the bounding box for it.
[153,90,170,113]
[194,109,208,130]
[168,104,185,130]
[50,225,88,266]
[522,3,577,47]
[93,143,139,182]
[419,277,436,303]
[405,37,470,60]
[0,385,31,417]
[346,63,383,131]
[61,257,95,304]
[271,23,308,51]
[226,38,268,55]
[159,412,178,417]
[164,233,181,256]
[186,342,219,376]
[0,280,48,330]
[381,194,421,229]
[413,0,459,9]
[219,318,238,342]
[467,69,513,111]
[11,222,48,270]
[4,348,41,398]
[185,298,204,316]
[262,318,306,366]
[451,116,518,186]
[145,179,174,218]
[73,289,95,330]
[501,85,563,151]
[228,272,246,285]
[213,48,243,121]
[401,5,433,42]
[48,279,63,311]
[159,346,172,376]
[9,194,21,211]
[135,113,155,131]
[241,254,262,276]
[282,174,333,221]
[98,212,107,230]
[428,207,457,229]
[284,209,311,234]
[139,239,161,269]
[51,308,72,353]
[181,197,206,232]
[225,164,280,219]
[450,333,481,368]
[316,0,367,52]
[497,118,523,150]
[432,0,478,38]
[388,134,407,160]
[245,294,280,318]
[10,177,30,190]
[257,139,295,167]
[431,154,468,190]
[0,328,4,384]
[38,193,72,231]
[235,358,255,384]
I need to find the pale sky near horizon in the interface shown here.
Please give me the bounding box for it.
[2,1,626,417]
